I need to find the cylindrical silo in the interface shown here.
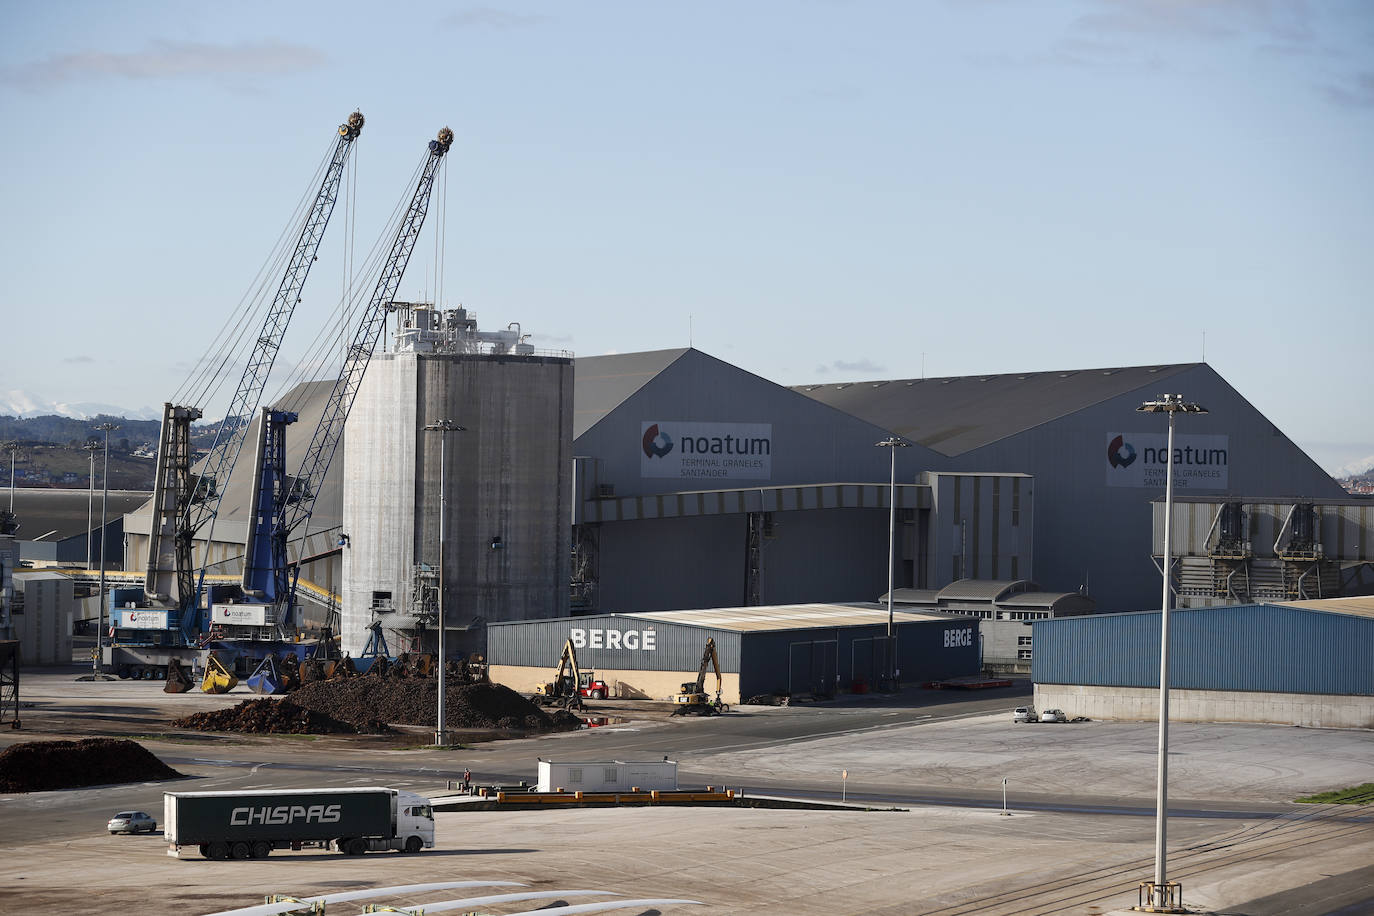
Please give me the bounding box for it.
[341,306,573,659]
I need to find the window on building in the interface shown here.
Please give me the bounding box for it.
[1018,635,1032,646]
[568,768,583,784]
[604,767,619,784]
[371,591,393,611]
[1017,649,1033,660]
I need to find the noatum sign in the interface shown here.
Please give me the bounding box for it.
[1105,432,1229,489]
[640,421,772,480]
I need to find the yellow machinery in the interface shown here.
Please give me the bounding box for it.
[533,639,585,710]
[673,638,727,715]
[200,654,238,694]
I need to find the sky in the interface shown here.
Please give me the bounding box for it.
[2,0,1372,476]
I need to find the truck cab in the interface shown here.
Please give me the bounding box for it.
[396,790,435,850]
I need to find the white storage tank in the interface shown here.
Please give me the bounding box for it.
[537,759,678,793]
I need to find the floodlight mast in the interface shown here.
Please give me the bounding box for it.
[1135,392,1208,911]
[875,436,910,692]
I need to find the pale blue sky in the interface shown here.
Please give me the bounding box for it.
[3,1,1371,474]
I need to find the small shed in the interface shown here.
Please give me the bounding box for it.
[538,760,678,793]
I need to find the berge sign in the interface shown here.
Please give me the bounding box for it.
[640,421,772,480]
[1105,432,1229,489]
[570,627,656,651]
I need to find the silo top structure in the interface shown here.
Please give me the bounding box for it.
[340,306,573,659]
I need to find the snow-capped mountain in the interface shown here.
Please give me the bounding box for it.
[0,390,162,421]
[1335,454,1374,478]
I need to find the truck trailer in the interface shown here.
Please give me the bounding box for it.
[164,787,434,859]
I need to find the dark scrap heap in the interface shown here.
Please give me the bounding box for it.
[173,676,583,736]
[0,738,184,793]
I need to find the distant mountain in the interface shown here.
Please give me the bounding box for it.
[0,390,162,421]
[1335,454,1374,479]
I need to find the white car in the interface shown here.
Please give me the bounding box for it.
[107,811,157,834]
[1011,707,1035,723]
[1039,708,1067,723]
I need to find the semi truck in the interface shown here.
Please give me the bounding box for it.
[164,787,434,859]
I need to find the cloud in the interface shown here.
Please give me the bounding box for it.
[1323,70,1374,109]
[0,40,327,89]
[816,359,885,376]
[63,355,95,364]
[439,8,549,30]
[1069,0,1315,46]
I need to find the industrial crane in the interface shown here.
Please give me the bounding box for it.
[209,126,454,674]
[104,113,364,682]
[185,110,365,620]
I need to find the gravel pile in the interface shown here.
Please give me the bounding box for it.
[171,698,385,735]
[0,738,184,793]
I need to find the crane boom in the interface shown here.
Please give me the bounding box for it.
[280,126,454,544]
[183,111,364,583]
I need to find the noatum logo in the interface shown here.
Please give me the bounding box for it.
[642,423,674,458]
[1107,434,1137,468]
[1104,432,1230,490]
[641,421,774,481]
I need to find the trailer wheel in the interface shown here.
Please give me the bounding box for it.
[404,835,423,854]
[199,844,210,859]
[230,841,251,860]
[251,841,271,859]
[339,837,365,855]
[207,841,229,860]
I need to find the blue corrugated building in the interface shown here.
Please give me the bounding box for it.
[1031,598,1374,728]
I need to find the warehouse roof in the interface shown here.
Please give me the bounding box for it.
[1277,596,1374,620]
[574,348,690,438]
[124,379,343,539]
[886,579,1097,616]
[625,602,959,632]
[792,363,1200,456]
[7,488,151,542]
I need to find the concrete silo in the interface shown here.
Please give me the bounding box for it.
[340,305,573,659]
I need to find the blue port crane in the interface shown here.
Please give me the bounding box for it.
[177,111,364,634]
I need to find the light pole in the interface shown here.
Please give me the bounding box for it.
[85,441,99,569]
[424,419,465,747]
[875,436,910,692]
[4,441,17,513]
[79,423,119,681]
[1136,393,1207,911]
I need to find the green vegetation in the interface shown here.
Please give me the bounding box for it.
[1296,783,1374,805]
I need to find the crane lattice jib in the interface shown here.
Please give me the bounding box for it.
[181,111,364,559]
[281,127,454,547]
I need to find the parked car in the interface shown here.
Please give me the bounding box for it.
[1011,707,1036,723]
[1039,708,1068,723]
[107,811,157,834]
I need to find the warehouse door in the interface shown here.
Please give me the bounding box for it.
[789,640,837,699]
[851,637,886,693]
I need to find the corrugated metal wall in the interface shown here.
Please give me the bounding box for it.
[1033,604,1374,695]
[1155,500,1374,561]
